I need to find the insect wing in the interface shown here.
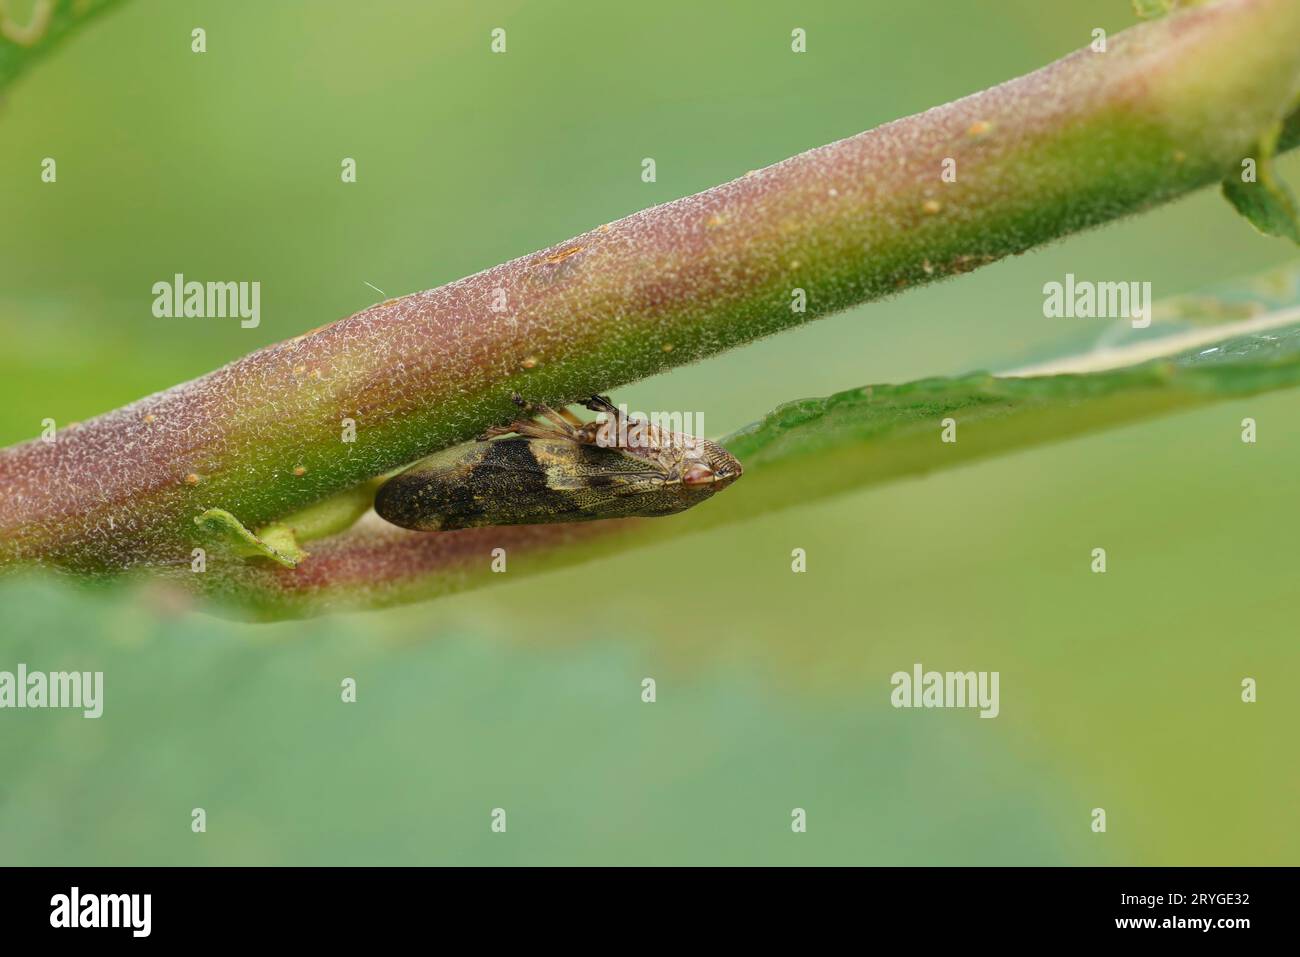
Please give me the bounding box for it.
[375,438,671,531]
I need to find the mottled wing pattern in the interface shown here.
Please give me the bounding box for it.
[374,438,719,531]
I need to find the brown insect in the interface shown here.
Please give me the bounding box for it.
[373,395,744,531]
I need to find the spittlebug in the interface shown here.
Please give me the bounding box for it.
[374,396,742,531]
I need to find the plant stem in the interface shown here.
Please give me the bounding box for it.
[3,0,1300,586]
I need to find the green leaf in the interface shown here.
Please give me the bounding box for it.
[191,483,379,571]
[0,0,126,92]
[1222,121,1300,244]
[194,509,303,568]
[259,481,382,544]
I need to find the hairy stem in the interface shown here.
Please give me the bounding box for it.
[3,0,1300,586]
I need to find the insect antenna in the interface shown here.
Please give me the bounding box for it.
[582,395,619,416]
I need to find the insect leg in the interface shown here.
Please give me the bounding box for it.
[532,403,583,439]
[478,395,588,442]
[556,406,586,429]
[479,418,574,441]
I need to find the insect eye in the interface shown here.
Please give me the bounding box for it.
[682,464,716,486]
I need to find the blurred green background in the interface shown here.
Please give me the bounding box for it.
[1,0,1297,864]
